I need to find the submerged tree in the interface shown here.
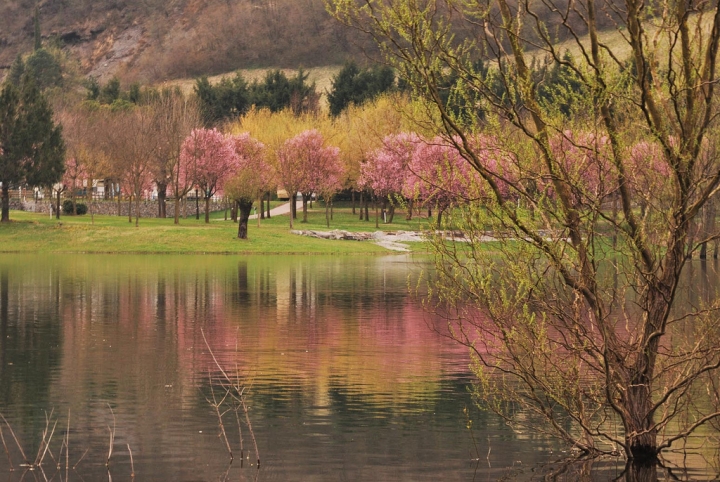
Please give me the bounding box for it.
[330,0,720,474]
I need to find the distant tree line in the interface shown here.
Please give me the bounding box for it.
[194,69,320,126]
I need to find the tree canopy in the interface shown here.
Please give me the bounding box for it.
[327,61,395,117]
[0,76,65,222]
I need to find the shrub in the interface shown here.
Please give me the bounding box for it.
[62,200,87,215]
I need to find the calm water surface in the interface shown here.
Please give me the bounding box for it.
[2,254,713,481]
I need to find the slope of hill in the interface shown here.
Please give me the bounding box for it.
[0,0,377,84]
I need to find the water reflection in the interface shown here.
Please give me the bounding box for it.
[0,255,716,480]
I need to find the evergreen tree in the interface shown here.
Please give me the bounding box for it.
[536,51,586,117]
[100,77,121,104]
[327,61,395,117]
[250,69,316,114]
[194,73,250,126]
[7,55,25,87]
[85,77,100,101]
[0,76,65,223]
[25,48,62,90]
[34,6,42,51]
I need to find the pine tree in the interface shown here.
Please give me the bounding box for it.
[0,75,65,223]
[327,62,395,117]
[33,6,42,51]
[8,55,25,86]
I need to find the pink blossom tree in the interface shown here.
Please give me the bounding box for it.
[360,133,419,224]
[626,141,671,204]
[225,133,274,239]
[404,136,476,227]
[183,128,238,223]
[277,130,343,228]
[546,131,615,209]
[315,148,345,228]
[465,134,518,202]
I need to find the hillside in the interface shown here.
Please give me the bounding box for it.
[0,0,377,84]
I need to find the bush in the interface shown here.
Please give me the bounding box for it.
[62,200,87,215]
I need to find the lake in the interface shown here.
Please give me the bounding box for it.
[0,254,715,480]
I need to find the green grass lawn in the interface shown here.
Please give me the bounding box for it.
[0,202,435,254]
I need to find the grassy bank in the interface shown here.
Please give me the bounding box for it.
[0,202,433,255]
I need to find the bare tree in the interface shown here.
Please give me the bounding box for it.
[329,0,720,475]
[100,107,156,227]
[148,91,201,220]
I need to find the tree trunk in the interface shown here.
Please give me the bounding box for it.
[302,193,309,223]
[157,183,168,218]
[56,190,62,220]
[406,199,414,221]
[375,197,379,229]
[325,195,330,228]
[289,192,295,229]
[204,196,210,223]
[388,203,395,224]
[364,195,369,222]
[624,460,658,482]
[700,201,715,259]
[352,190,356,215]
[117,189,122,217]
[72,191,77,216]
[624,387,658,464]
[359,192,365,220]
[1,185,9,223]
[174,196,181,224]
[135,191,141,227]
[231,201,238,222]
[237,200,253,239]
[260,196,265,220]
[128,195,132,223]
[266,192,271,218]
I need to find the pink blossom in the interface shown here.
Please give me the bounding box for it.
[277,129,344,197]
[360,132,420,199]
[546,130,615,205]
[403,136,476,211]
[181,128,238,198]
[226,133,274,201]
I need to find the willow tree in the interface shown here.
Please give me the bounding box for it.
[329,0,720,472]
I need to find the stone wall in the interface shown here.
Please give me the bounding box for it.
[9,198,229,218]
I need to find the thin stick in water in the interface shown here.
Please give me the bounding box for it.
[0,424,14,471]
[127,443,135,478]
[73,448,89,470]
[106,404,116,467]
[0,413,28,463]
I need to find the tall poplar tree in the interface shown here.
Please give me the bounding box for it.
[0,76,65,223]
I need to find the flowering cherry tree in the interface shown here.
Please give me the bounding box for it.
[403,136,476,226]
[182,128,238,223]
[546,131,614,208]
[225,133,274,239]
[277,130,343,227]
[359,133,419,223]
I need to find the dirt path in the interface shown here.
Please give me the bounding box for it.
[249,200,301,220]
